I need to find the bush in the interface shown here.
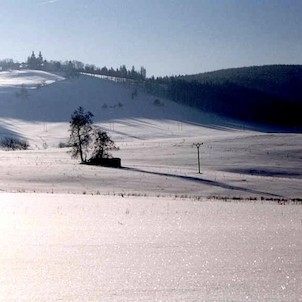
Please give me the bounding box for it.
[58,142,71,148]
[90,127,118,160]
[0,136,29,150]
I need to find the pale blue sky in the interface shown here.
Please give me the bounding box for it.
[0,0,301,76]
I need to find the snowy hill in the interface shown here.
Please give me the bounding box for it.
[0,69,236,147]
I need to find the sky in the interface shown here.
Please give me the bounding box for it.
[0,0,301,77]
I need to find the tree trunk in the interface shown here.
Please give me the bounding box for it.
[77,128,84,162]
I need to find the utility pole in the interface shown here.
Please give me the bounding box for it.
[193,142,203,174]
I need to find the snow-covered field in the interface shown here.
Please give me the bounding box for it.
[0,193,301,301]
[0,70,301,301]
[0,131,301,199]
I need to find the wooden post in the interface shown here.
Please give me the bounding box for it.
[193,143,203,174]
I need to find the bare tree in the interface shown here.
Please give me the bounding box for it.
[68,106,94,162]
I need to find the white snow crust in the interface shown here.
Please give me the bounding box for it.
[0,193,301,301]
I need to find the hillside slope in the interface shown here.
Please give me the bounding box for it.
[163,65,302,129]
[0,70,236,147]
[0,67,301,149]
[183,65,302,102]
[0,70,219,122]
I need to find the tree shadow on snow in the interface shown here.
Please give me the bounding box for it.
[122,166,281,197]
[225,168,302,179]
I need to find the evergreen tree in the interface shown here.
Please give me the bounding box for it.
[140,66,147,79]
[130,66,136,79]
[38,51,43,67]
[119,65,127,78]
[27,51,37,69]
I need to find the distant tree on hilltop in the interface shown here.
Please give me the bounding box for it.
[0,58,19,70]
[1,52,147,82]
[38,51,43,65]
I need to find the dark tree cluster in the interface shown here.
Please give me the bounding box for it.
[25,52,80,78]
[83,64,147,81]
[0,58,20,71]
[0,136,29,150]
[142,68,302,129]
[1,52,147,81]
[68,107,118,163]
[26,52,146,80]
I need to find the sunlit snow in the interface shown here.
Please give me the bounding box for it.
[0,70,64,88]
[0,70,301,301]
[0,194,301,301]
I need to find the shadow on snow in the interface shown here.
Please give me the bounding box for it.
[122,166,281,197]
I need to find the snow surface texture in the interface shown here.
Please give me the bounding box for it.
[0,70,301,301]
[0,193,301,301]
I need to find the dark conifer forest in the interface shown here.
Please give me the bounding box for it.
[144,65,302,129]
